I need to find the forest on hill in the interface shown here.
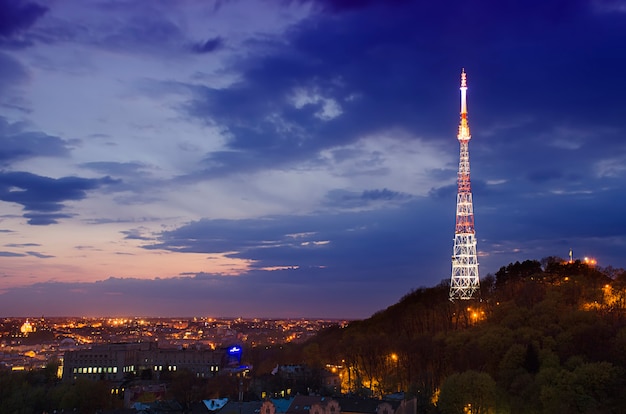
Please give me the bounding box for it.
[255,257,626,413]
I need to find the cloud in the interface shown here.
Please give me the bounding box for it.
[592,0,626,13]
[323,188,411,209]
[121,227,155,241]
[0,271,412,319]
[0,0,625,319]
[0,52,28,82]
[0,0,47,38]
[308,0,410,14]
[0,251,26,257]
[144,199,451,279]
[179,0,624,185]
[0,171,120,225]
[22,212,74,226]
[192,36,223,54]
[26,250,54,258]
[79,162,170,207]
[80,161,151,177]
[5,243,40,247]
[141,175,626,286]
[95,13,186,54]
[27,2,216,58]
[0,117,70,165]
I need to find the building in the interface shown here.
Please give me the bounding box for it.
[62,341,226,382]
[282,396,415,414]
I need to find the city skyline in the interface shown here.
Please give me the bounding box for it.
[1,0,625,318]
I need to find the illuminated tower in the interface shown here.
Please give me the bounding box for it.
[449,69,480,300]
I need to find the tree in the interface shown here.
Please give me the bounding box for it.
[538,362,623,413]
[437,370,497,414]
[522,343,540,375]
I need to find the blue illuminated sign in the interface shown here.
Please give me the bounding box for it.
[228,346,241,354]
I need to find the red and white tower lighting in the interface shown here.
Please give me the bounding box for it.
[450,69,480,300]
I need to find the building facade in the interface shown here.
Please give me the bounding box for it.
[62,341,226,382]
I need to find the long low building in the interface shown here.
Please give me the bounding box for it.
[62,341,228,382]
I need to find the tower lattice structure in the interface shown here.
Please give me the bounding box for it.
[450,69,480,300]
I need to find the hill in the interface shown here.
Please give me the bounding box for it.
[294,258,626,413]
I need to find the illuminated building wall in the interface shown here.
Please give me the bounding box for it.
[62,341,226,382]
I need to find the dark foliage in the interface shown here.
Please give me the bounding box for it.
[294,257,626,412]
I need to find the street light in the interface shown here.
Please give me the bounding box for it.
[390,353,399,392]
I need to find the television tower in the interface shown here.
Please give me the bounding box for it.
[449,69,480,300]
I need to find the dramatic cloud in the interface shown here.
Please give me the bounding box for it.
[0,117,70,164]
[0,171,119,225]
[0,0,47,38]
[181,0,626,188]
[0,0,624,318]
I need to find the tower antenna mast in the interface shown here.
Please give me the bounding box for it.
[450,69,480,300]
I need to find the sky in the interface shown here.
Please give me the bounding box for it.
[0,0,625,319]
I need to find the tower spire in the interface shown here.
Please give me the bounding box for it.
[458,68,470,140]
[450,69,480,301]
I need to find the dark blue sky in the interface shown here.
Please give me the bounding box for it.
[0,0,624,318]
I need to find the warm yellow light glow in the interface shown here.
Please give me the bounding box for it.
[583,257,597,266]
[20,319,34,334]
[431,388,440,405]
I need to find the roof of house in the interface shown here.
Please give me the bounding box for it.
[271,397,295,413]
[219,400,264,414]
[335,397,399,414]
[285,396,328,414]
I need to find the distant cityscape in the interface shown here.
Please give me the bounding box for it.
[0,316,349,372]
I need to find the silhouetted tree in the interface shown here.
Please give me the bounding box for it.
[438,370,497,414]
[522,343,540,374]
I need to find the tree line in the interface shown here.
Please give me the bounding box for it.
[281,258,626,413]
